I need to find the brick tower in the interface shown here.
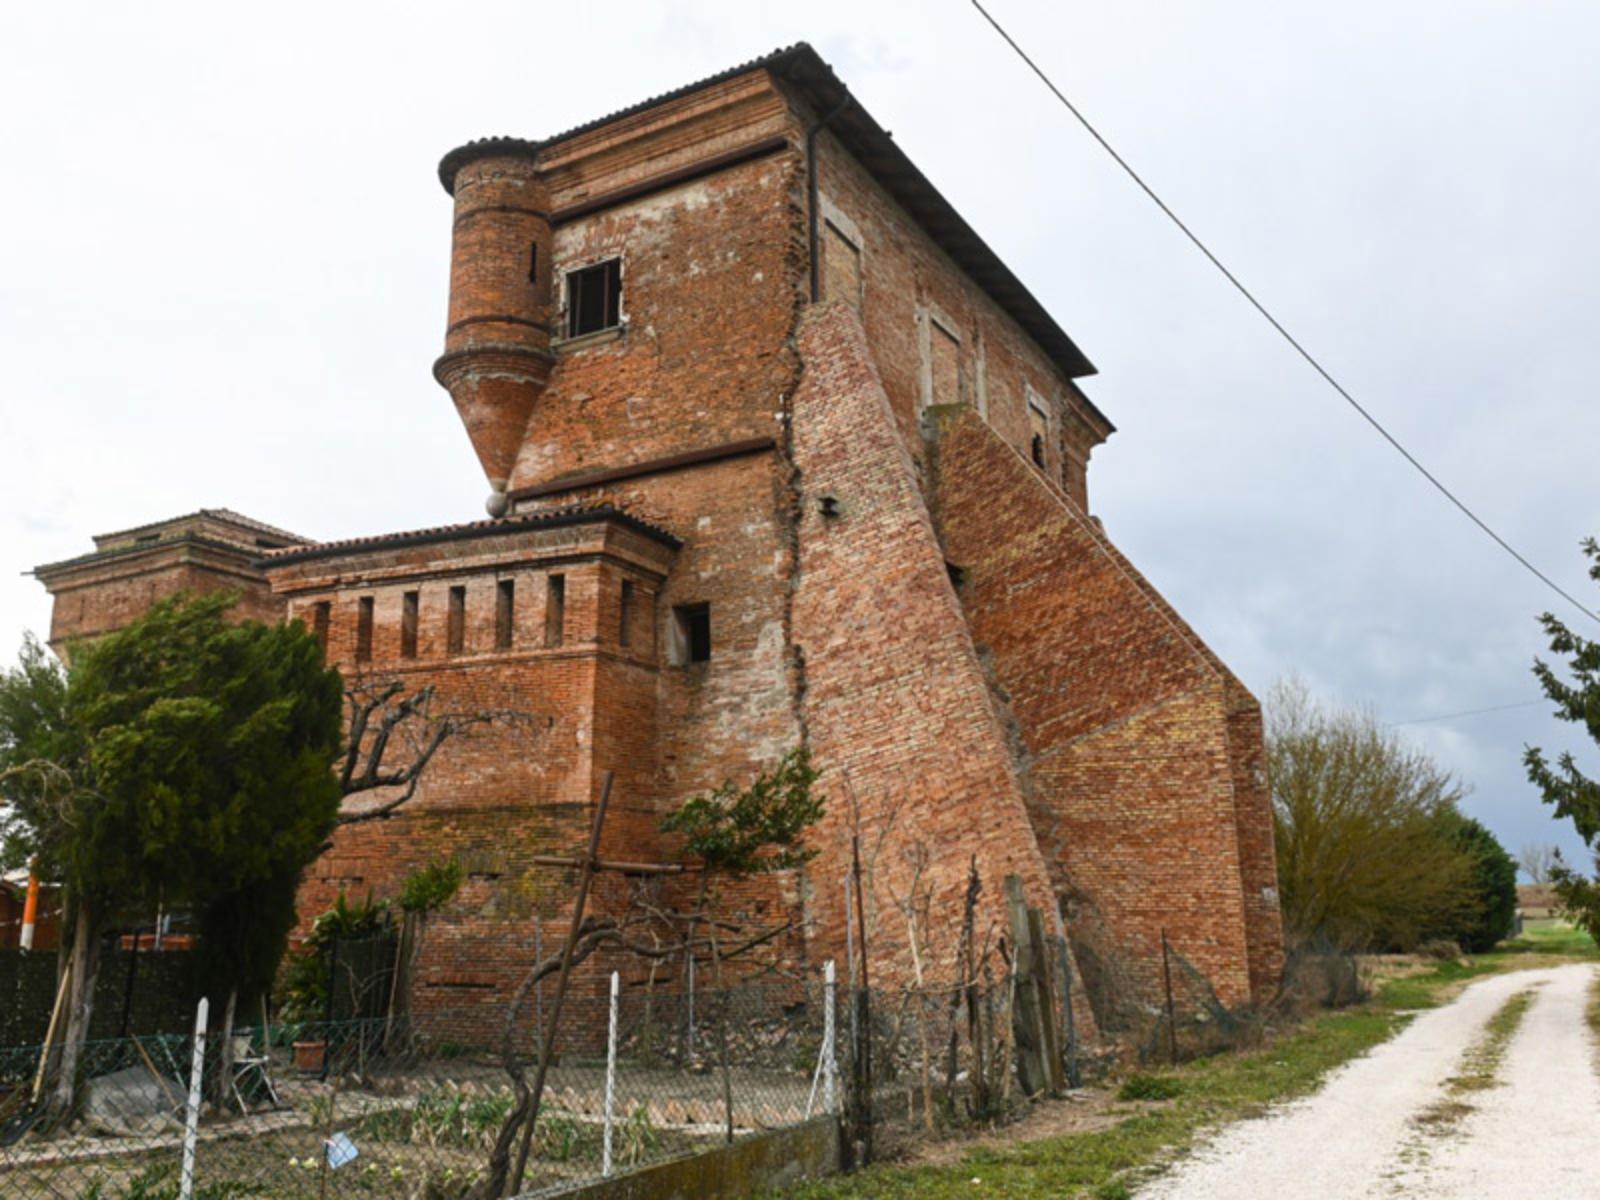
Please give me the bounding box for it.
[434,150,556,511]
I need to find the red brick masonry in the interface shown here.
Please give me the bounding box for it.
[33,45,1281,1036]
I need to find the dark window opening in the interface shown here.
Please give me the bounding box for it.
[311,602,331,656]
[545,574,566,647]
[355,596,374,663]
[496,579,515,650]
[1030,434,1046,468]
[447,586,466,655]
[527,242,539,285]
[566,259,622,338]
[401,591,419,659]
[619,580,635,648]
[673,603,711,665]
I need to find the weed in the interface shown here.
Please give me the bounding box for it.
[1117,1075,1182,1102]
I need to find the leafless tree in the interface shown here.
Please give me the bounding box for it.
[334,675,547,828]
[1516,842,1560,886]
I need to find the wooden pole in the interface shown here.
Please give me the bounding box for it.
[1161,929,1179,1066]
[506,771,614,1198]
[850,835,872,1163]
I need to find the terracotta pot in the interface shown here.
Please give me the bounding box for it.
[292,1040,327,1073]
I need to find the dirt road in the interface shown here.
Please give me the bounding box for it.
[1136,963,1600,1199]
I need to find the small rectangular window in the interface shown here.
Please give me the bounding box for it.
[495,579,515,650]
[673,603,711,665]
[619,580,635,648]
[566,259,622,338]
[545,574,566,647]
[355,596,374,663]
[447,586,466,655]
[931,323,961,408]
[1028,396,1050,469]
[401,591,419,659]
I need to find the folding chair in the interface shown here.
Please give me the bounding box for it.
[231,1033,281,1111]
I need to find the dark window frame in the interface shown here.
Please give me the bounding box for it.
[673,602,712,666]
[565,258,622,338]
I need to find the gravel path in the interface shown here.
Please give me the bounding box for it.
[1135,963,1600,1200]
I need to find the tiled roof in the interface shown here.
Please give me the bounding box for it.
[258,502,680,567]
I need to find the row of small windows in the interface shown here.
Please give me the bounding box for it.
[317,576,568,664]
[311,581,712,666]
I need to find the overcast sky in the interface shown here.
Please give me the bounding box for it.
[3,1,1596,873]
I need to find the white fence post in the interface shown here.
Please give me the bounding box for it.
[602,970,619,1176]
[806,959,839,1118]
[823,959,838,1114]
[178,996,209,1200]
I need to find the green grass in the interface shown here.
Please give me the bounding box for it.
[784,920,1597,1200]
[1378,918,1598,1010]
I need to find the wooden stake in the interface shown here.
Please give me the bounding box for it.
[506,771,613,1198]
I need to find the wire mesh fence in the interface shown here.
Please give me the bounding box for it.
[0,969,849,1200]
[0,947,1173,1199]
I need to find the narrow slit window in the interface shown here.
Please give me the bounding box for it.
[619,580,635,648]
[527,242,539,285]
[1028,397,1050,469]
[447,585,466,655]
[673,603,711,665]
[495,579,515,650]
[311,601,331,655]
[355,596,374,663]
[545,574,566,647]
[401,591,419,659]
[566,259,622,338]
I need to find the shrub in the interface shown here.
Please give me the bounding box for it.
[1118,1074,1182,1101]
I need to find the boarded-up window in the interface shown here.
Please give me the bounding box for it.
[495,580,515,651]
[447,586,466,655]
[545,575,566,648]
[822,223,862,310]
[311,601,331,657]
[619,579,635,648]
[400,591,419,659]
[355,597,374,663]
[930,323,961,408]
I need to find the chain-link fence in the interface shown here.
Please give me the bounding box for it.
[0,951,1123,1199]
[0,968,848,1199]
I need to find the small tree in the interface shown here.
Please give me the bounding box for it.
[1431,813,1518,953]
[1268,678,1475,951]
[0,594,344,1121]
[1516,842,1560,886]
[1524,538,1600,938]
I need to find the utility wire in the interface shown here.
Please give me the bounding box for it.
[970,0,1600,626]
[1389,699,1547,727]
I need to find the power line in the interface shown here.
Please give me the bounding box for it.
[969,0,1600,627]
[1389,699,1547,727]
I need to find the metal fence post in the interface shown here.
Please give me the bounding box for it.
[178,996,209,1200]
[685,954,695,1060]
[603,970,619,1176]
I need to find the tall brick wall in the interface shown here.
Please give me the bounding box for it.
[807,125,1109,507]
[789,302,1095,1032]
[264,515,679,1037]
[930,406,1282,1008]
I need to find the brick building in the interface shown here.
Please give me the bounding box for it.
[33,45,1282,1033]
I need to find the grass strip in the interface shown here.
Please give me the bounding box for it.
[783,920,1597,1200]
